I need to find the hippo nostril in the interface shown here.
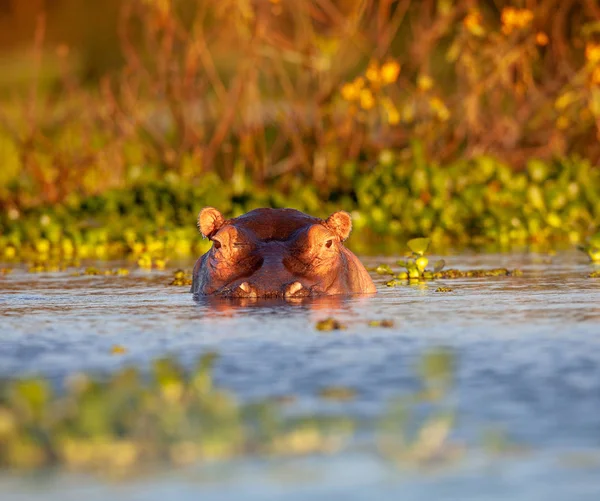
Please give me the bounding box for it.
[284,281,306,297]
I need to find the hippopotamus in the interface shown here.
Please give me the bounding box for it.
[191,207,376,298]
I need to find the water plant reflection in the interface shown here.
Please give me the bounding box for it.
[0,349,462,474]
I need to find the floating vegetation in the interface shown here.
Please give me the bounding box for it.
[379,413,461,467]
[407,237,430,257]
[169,270,193,287]
[386,279,402,287]
[0,354,355,473]
[578,232,600,263]
[24,261,131,276]
[385,238,524,287]
[154,259,168,270]
[315,318,347,331]
[318,386,357,401]
[375,264,394,275]
[435,287,454,293]
[433,268,521,279]
[482,429,531,457]
[137,254,153,270]
[0,349,466,473]
[27,262,68,273]
[368,319,395,328]
[589,271,600,278]
[69,267,130,277]
[137,255,170,271]
[378,348,459,465]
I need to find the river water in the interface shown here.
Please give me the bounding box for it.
[1,251,600,500]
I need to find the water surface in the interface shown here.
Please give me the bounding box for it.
[1,251,600,500]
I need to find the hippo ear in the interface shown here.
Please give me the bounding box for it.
[198,207,225,238]
[326,211,352,241]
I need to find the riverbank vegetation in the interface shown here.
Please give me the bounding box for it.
[1,154,598,262]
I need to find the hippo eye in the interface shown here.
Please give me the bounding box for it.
[325,239,333,248]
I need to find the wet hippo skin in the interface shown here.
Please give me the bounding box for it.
[191,207,377,297]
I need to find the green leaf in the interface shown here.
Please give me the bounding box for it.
[375,264,394,275]
[407,237,431,256]
[433,259,446,272]
[590,232,600,249]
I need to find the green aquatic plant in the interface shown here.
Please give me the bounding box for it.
[315,318,346,332]
[169,270,193,287]
[0,349,469,474]
[394,237,436,281]
[69,268,130,277]
[386,239,524,287]
[318,386,357,401]
[0,349,467,474]
[407,237,431,274]
[432,268,522,279]
[482,428,530,457]
[27,261,68,273]
[110,345,127,355]
[0,354,355,472]
[378,348,459,467]
[578,232,600,263]
[387,236,445,285]
[435,287,454,293]
[375,264,394,275]
[367,319,395,328]
[1,156,600,263]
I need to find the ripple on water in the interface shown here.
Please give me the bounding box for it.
[1,252,600,499]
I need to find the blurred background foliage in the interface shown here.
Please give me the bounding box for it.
[0,350,458,472]
[0,0,600,256]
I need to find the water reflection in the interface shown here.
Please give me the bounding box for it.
[194,293,375,318]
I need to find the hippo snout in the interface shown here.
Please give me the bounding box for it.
[225,280,310,299]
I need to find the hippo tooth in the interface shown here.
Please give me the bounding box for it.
[239,282,250,292]
[286,281,303,296]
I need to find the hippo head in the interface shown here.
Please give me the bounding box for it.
[191,207,376,298]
